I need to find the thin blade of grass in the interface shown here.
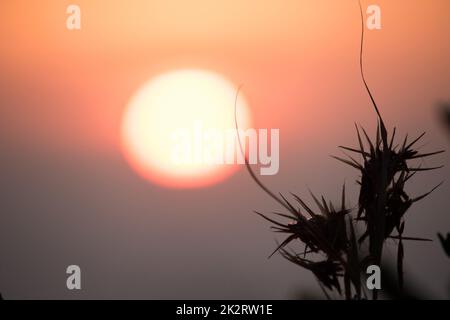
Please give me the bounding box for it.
[332,155,363,170]
[412,182,444,202]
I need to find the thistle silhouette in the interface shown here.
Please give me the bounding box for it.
[438,233,450,258]
[236,1,444,300]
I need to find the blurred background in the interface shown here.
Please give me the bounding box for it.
[0,0,449,299]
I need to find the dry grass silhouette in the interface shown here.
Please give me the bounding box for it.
[236,1,445,300]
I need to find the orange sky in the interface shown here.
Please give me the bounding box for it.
[1,0,449,155]
[1,0,450,299]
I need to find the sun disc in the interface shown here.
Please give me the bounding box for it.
[121,69,252,188]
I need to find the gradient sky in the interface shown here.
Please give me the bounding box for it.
[0,0,449,299]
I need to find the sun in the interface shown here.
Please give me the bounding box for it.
[121,69,252,188]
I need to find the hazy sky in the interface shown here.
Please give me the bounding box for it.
[0,0,449,299]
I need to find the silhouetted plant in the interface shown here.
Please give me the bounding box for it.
[438,233,450,259]
[438,103,450,134]
[335,121,443,292]
[237,1,444,300]
[437,104,450,260]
